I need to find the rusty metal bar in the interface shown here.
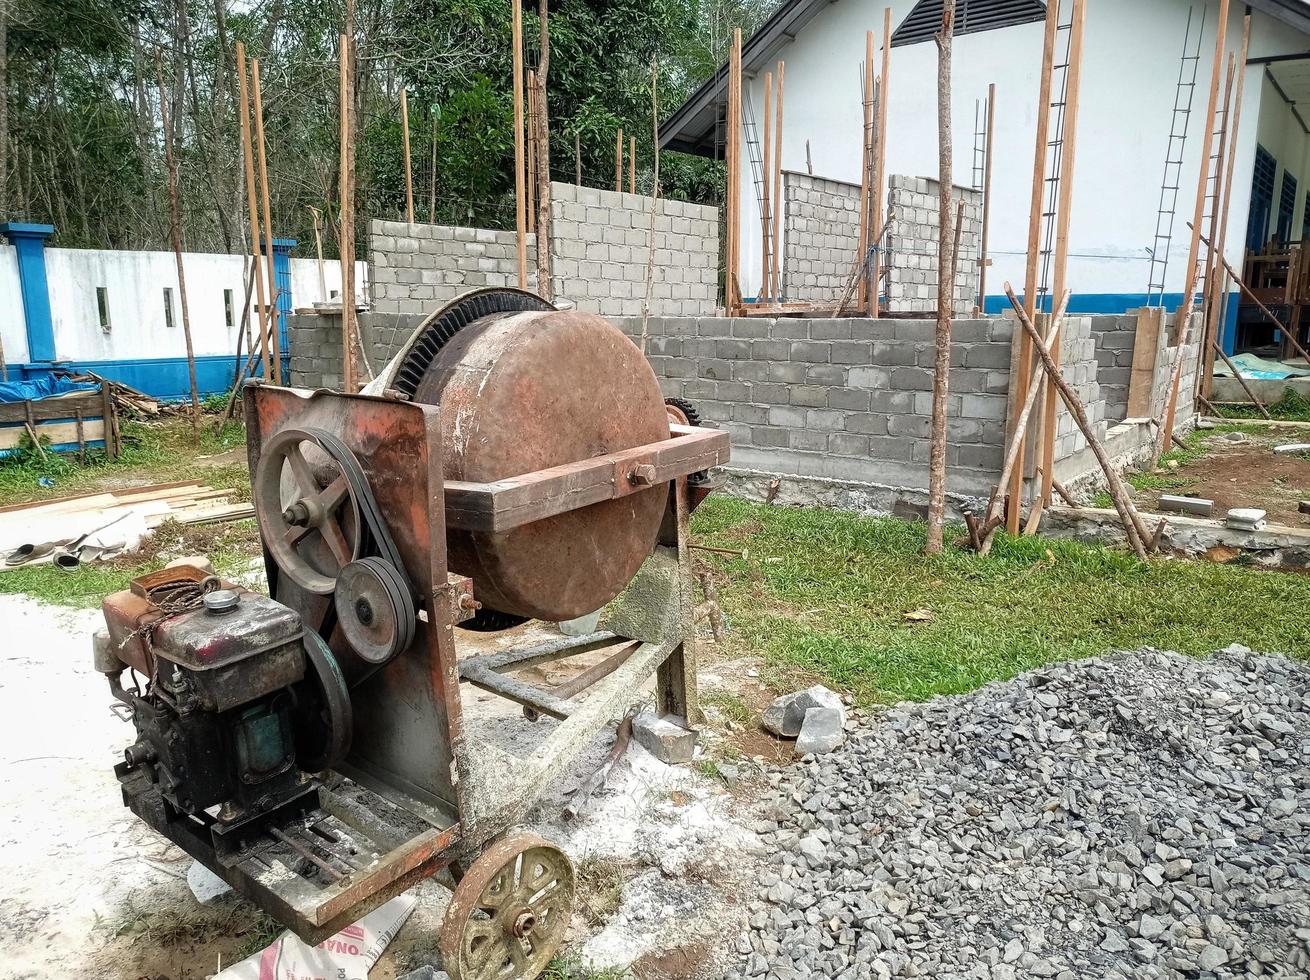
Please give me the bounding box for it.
[460,664,578,720]
[459,631,621,676]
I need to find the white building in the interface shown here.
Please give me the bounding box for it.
[662,0,1310,352]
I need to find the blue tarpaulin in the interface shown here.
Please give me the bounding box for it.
[0,375,99,404]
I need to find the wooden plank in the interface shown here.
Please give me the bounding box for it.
[443,427,730,533]
[772,60,785,302]
[236,42,271,381]
[1006,0,1059,535]
[400,87,414,223]
[251,59,281,385]
[0,419,105,451]
[762,69,773,301]
[1126,307,1163,418]
[0,391,106,425]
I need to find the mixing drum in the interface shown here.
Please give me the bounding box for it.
[388,289,670,623]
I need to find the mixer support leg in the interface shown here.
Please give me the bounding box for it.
[656,478,704,725]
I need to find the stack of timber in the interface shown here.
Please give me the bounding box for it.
[0,385,120,457]
[67,372,162,417]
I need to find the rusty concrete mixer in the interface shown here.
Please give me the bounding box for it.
[90,288,729,980]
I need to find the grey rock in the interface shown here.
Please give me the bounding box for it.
[763,685,844,738]
[631,711,697,764]
[795,707,847,755]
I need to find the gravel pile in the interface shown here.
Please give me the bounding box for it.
[730,647,1310,980]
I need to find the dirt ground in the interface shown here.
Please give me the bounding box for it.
[0,594,777,980]
[1135,426,1310,527]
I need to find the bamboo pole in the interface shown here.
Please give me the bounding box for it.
[400,87,414,223]
[1159,0,1230,459]
[234,43,270,381]
[856,33,873,311]
[772,60,785,302]
[338,31,356,391]
[1201,16,1250,403]
[511,0,527,289]
[155,52,200,440]
[307,205,326,300]
[251,59,281,384]
[925,0,956,555]
[871,7,891,318]
[615,128,623,192]
[762,70,773,301]
[1005,0,1059,535]
[1005,285,1152,558]
[1029,0,1085,532]
[977,82,995,313]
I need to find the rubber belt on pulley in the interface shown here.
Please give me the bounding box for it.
[296,427,415,601]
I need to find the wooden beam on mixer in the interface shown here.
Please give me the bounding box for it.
[442,426,729,533]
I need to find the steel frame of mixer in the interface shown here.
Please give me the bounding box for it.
[129,383,729,943]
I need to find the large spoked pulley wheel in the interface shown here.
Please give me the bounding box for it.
[334,557,416,664]
[254,428,363,594]
[439,833,576,980]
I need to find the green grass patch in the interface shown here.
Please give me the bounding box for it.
[1212,386,1310,422]
[0,416,250,507]
[691,497,1310,705]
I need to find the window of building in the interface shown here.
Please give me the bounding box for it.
[163,287,176,329]
[224,288,235,327]
[892,0,1046,47]
[1247,145,1276,252]
[96,287,112,332]
[1277,171,1298,244]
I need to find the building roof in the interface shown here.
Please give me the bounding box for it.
[660,0,1310,159]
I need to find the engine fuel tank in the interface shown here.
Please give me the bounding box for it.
[409,304,669,622]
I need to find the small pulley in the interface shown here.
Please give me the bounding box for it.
[334,557,416,665]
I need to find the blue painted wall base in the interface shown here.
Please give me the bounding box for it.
[6,354,271,402]
[980,292,1242,354]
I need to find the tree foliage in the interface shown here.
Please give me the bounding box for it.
[3,0,780,255]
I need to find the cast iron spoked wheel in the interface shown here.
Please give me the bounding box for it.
[254,428,363,594]
[439,833,575,980]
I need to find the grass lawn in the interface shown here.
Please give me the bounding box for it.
[1211,385,1310,422]
[691,496,1310,704]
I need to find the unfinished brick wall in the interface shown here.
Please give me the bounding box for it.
[885,176,982,315]
[288,311,422,387]
[613,315,1013,497]
[1090,314,1139,423]
[781,172,861,305]
[550,182,718,317]
[1051,316,1108,462]
[369,184,718,319]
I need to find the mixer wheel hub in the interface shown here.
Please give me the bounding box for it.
[439,833,574,980]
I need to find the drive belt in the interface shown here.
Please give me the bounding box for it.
[297,426,415,600]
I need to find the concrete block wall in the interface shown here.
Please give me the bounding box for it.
[370,221,537,316]
[781,172,861,304]
[1051,316,1107,463]
[549,182,718,316]
[612,315,1014,497]
[1089,313,1138,423]
[287,311,422,387]
[885,176,982,315]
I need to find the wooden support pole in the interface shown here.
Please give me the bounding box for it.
[575,131,581,185]
[1201,16,1251,403]
[154,52,200,441]
[534,0,553,303]
[429,107,438,223]
[806,139,812,175]
[856,33,873,311]
[726,29,743,314]
[338,31,357,391]
[235,43,270,382]
[251,59,281,384]
[1006,0,1059,535]
[629,135,636,194]
[977,82,995,313]
[1198,53,1236,390]
[1005,284,1152,558]
[772,60,785,303]
[977,291,1070,555]
[400,87,414,223]
[1030,0,1085,532]
[925,0,956,555]
[615,127,623,192]
[308,206,326,300]
[871,7,891,318]
[1159,0,1230,459]
[762,70,773,301]
[511,0,528,289]
[526,69,537,235]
